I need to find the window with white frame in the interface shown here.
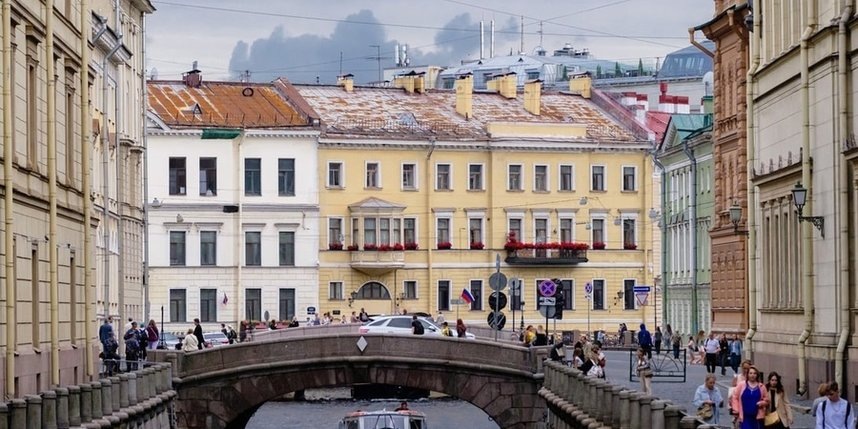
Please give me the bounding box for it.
[393,218,402,244]
[436,163,451,190]
[560,279,574,311]
[329,281,343,300]
[245,231,262,266]
[404,218,416,245]
[534,165,548,192]
[468,164,483,190]
[364,218,377,246]
[245,158,261,196]
[508,164,522,191]
[437,280,451,311]
[402,163,416,189]
[169,231,186,266]
[534,218,548,243]
[623,219,636,248]
[200,231,217,266]
[379,218,390,245]
[437,217,451,246]
[199,157,217,196]
[591,218,605,244]
[622,166,636,191]
[559,164,574,191]
[329,218,343,246]
[278,158,295,196]
[366,162,380,188]
[279,231,295,266]
[559,217,573,242]
[403,280,417,299]
[351,218,359,246]
[591,165,605,191]
[328,162,343,188]
[508,218,522,241]
[623,279,636,310]
[169,289,186,322]
[469,280,483,310]
[169,157,186,195]
[592,279,605,310]
[469,218,483,247]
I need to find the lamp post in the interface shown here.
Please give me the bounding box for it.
[648,208,660,329]
[791,182,824,237]
[729,200,743,234]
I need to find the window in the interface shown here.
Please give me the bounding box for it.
[436,164,451,190]
[366,162,379,188]
[559,165,574,191]
[169,231,186,266]
[592,219,605,244]
[469,280,483,311]
[200,289,217,322]
[328,162,343,188]
[329,218,343,245]
[393,218,402,244]
[379,218,390,245]
[624,279,636,310]
[560,279,574,311]
[560,218,573,242]
[352,218,359,246]
[508,218,522,241]
[279,288,296,321]
[402,163,416,189]
[169,289,187,322]
[199,157,217,196]
[245,158,261,196]
[623,166,636,191]
[403,280,417,299]
[437,218,450,245]
[534,165,548,191]
[278,158,295,196]
[245,289,261,322]
[535,218,548,243]
[200,231,217,266]
[404,218,416,245]
[468,164,483,190]
[27,60,38,167]
[357,282,390,299]
[508,165,522,190]
[511,285,523,311]
[592,279,605,310]
[437,280,451,311]
[364,218,377,246]
[169,157,187,195]
[279,231,295,266]
[591,165,605,191]
[65,83,76,186]
[329,281,343,300]
[469,218,483,246]
[623,219,636,247]
[245,232,261,266]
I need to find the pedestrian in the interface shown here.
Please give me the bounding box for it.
[729,334,743,374]
[440,321,453,336]
[359,308,369,322]
[549,342,564,362]
[124,317,134,332]
[670,327,682,359]
[719,333,730,375]
[704,332,720,373]
[730,366,769,429]
[635,347,653,395]
[534,325,548,346]
[456,318,467,338]
[99,317,114,352]
[146,319,159,350]
[239,321,248,342]
[694,374,724,426]
[102,331,120,376]
[350,311,359,323]
[523,325,536,346]
[580,343,605,379]
[765,372,792,428]
[816,381,853,429]
[638,324,653,359]
[268,319,278,330]
[181,328,199,352]
[123,321,140,371]
[395,401,409,411]
[193,318,205,349]
[435,311,445,325]
[411,315,424,335]
[811,382,830,417]
[571,347,585,369]
[738,359,752,383]
[688,335,703,364]
[654,326,663,355]
[289,317,299,328]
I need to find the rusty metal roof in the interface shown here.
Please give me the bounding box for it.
[292,84,639,141]
[147,80,310,129]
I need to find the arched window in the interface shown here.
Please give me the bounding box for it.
[356,282,391,300]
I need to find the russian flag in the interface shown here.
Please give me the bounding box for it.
[461,288,475,304]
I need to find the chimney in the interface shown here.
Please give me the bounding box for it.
[701,95,714,115]
[569,74,591,98]
[524,79,541,115]
[488,73,517,99]
[394,71,423,94]
[455,74,474,119]
[658,94,676,113]
[182,60,202,88]
[337,73,354,92]
[675,96,690,114]
[636,94,649,111]
[413,72,426,94]
[620,92,637,107]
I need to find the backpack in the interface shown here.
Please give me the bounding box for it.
[822,400,852,428]
[123,329,139,351]
[227,328,237,340]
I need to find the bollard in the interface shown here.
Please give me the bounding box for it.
[650,400,666,429]
[79,383,92,423]
[147,367,157,398]
[639,395,652,429]
[664,404,683,429]
[10,398,27,428]
[619,390,631,429]
[68,385,81,426]
[43,390,58,429]
[91,381,102,420]
[0,402,7,429]
[601,380,613,424]
[135,370,146,404]
[590,379,604,422]
[110,376,121,412]
[25,394,43,429]
[629,392,641,429]
[127,372,138,406]
[56,387,70,429]
[100,379,112,417]
[118,374,130,408]
[611,385,623,428]
[105,415,120,427]
[679,416,699,429]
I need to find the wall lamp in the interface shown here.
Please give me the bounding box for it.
[347,290,358,307]
[729,200,744,234]
[791,182,824,238]
[613,289,624,306]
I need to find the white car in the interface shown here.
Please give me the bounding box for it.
[203,332,230,347]
[359,315,476,339]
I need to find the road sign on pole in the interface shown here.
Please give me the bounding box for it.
[489,272,508,291]
[538,297,556,306]
[538,279,557,297]
[635,292,649,307]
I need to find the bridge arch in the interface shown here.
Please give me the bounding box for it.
[160,334,545,429]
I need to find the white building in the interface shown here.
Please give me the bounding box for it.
[145,75,320,332]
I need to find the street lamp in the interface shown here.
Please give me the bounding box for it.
[729,200,742,234]
[791,182,825,238]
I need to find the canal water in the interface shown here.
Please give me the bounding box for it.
[246,389,501,429]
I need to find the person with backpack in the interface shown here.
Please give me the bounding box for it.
[102,331,120,376]
[638,323,653,359]
[816,382,854,429]
[123,321,140,371]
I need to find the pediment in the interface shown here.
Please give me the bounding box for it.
[348,197,407,213]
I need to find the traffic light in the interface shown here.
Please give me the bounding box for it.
[553,278,564,319]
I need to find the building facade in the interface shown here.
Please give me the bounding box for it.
[283,73,659,334]
[697,0,751,337]
[0,0,153,398]
[748,1,858,396]
[145,77,320,333]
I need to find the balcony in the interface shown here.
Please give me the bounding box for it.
[350,250,406,275]
[504,248,588,266]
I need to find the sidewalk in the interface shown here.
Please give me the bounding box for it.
[601,350,817,429]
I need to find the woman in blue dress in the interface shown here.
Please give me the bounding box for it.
[730,366,769,429]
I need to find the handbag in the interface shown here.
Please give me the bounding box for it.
[764,411,781,427]
[697,403,713,420]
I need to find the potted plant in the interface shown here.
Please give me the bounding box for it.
[404,242,419,250]
[470,241,484,250]
[347,244,359,251]
[363,243,378,251]
[392,243,405,251]
[592,241,606,250]
[328,242,344,251]
[437,241,452,250]
[377,244,391,251]
[623,242,638,250]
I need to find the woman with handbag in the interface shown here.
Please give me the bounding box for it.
[730,366,770,429]
[765,372,792,428]
[635,348,653,395]
[694,374,724,425]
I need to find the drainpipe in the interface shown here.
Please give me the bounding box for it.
[797,0,817,397]
[46,0,60,386]
[81,0,94,379]
[3,0,16,396]
[835,0,853,392]
[682,140,698,335]
[650,151,668,327]
[102,37,122,323]
[745,0,762,360]
[688,28,715,58]
[425,137,435,317]
[114,9,125,334]
[234,132,246,324]
[142,16,150,322]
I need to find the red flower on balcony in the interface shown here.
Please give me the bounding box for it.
[392,243,405,251]
[363,243,378,251]
[623,242,638,250]
[504,240,524,251]
[347,244,359,251]
[592,241,606,250]
[328,242,344,250]
[470,242,484,250]
[437,241,452,250]
[404,242,419,250]
[560,242,590,251]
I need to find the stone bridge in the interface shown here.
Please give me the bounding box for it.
[152,333,548,429]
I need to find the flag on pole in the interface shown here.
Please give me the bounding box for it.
[460,288,475,304]
[223,293,229,305]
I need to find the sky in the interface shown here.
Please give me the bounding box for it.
[145,0,713,85]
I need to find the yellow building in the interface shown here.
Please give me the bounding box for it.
[285,73,658,334]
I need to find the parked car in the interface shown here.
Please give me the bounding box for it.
[159,332,182,350]
[203,332,230,347]
[359,315,476,339]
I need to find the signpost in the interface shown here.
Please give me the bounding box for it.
[451,298,464,320]
[537,279,557,337]
[584,282,592,337]
[489,254,507,341]
[509,277,522,337]
[633,285,651,313]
